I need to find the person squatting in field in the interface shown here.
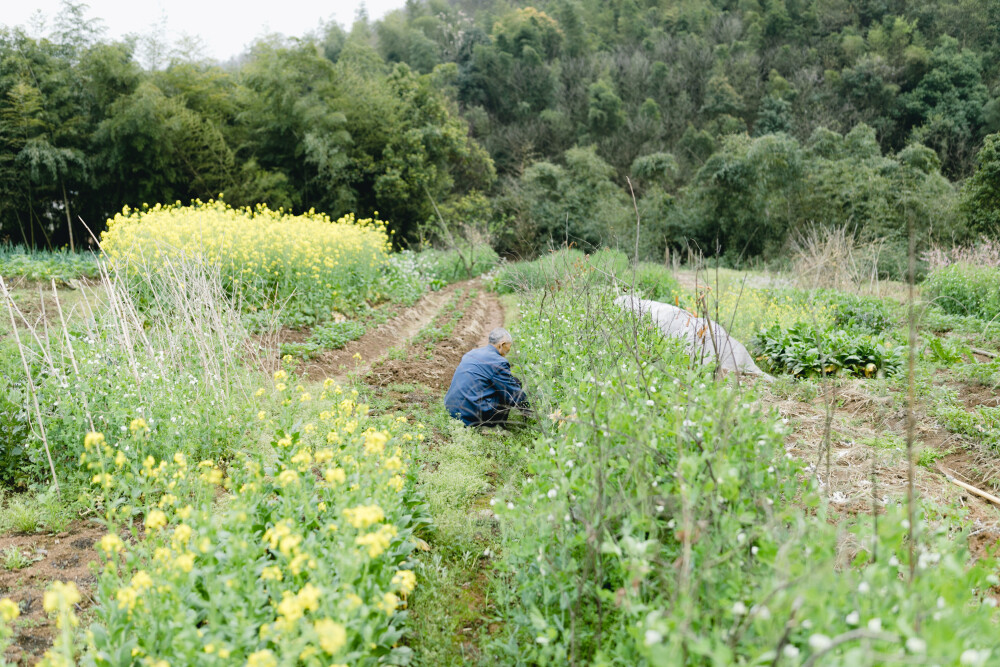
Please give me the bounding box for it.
[444,327,529,427]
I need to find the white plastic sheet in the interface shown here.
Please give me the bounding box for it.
[614,295,771,378]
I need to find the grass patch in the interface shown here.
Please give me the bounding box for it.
[372,387,531,665]
[0,245,99,281]
[863,433,906,450]
[1,546,33,571]
[917,446,951,468]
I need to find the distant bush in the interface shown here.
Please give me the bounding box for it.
[922,237,1000,271]
[823,292,897,334]
[491,249,588,294]
[923,263,1000,321]
[378,251,436,304]
[632,262,681,301]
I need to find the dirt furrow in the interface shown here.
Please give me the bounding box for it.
[299,285,458,380]
[368,280,505,390]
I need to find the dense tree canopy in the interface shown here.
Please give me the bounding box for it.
[2,0,998,270]
[0,5,493,248]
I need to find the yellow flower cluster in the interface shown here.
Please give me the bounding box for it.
[43,581,81,628]
[343,504,386,529]
[392,569,417,598]
[100,200,392,315]
[84,373,424,665]
[0,598,19,622]
[115,570,153,615]
[356,524,399,558]
[701,286,833,340]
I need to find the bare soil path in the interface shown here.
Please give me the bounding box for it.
[0,522,104,665]
[369,280,505,390]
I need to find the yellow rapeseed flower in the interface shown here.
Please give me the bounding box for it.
[84,432,105,450]
[277,470,299,487]
[246,649,277,667]
[172,524,193,545]
[392,569,417,597]
[145,509,167,531]
[355,524,398,559]
[174,553,195,573]
[98,533,125,554]
[297,583,321,612]
[314,618,347,655]
[364,430,389,456]
[343,504,385,529]
[0,598,19,622]
[43,581,81,614]
[377,591,400,616]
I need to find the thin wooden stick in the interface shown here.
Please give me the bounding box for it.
[1,277,60,495]
[937,466,1000,506]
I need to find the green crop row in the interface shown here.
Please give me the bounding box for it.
[484,284,999,664]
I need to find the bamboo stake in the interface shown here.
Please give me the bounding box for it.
[1,277,60,496]
[937,466,1000,506]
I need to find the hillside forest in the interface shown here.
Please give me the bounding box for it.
[3,0,1000,272]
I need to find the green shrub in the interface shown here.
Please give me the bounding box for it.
[752,322,904,378]
[632,262,681,301]
[824,291,896,334]
[492,249,588,294]
[0,344,31,488]
[923,335,971,365]
[377,251,437,303]
[923,263,1000,321]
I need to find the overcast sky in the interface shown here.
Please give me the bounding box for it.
[2,0,409,62]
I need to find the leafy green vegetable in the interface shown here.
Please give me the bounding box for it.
[752,322,904,378]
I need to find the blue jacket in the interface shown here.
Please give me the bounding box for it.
[444,346,527,426]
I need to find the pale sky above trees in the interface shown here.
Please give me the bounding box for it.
[1,0,407,62]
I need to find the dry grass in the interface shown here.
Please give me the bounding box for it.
[789,225,899,297]
[923,237,1000,271]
